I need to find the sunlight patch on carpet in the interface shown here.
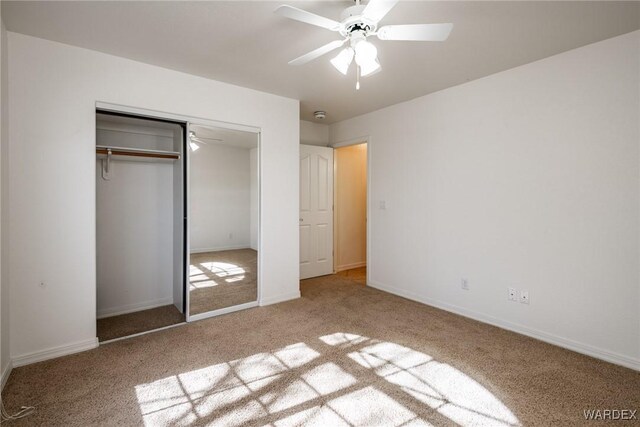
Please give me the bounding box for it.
[135,334,520,426]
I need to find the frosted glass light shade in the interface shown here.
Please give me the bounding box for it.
[330,48,354,75]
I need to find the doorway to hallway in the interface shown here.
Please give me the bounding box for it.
[333,142,367,274]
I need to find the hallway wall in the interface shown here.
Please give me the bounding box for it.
[334,143,367,272]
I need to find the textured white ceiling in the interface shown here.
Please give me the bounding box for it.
[3,1,638,123]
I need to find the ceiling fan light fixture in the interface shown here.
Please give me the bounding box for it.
[330,47,354,75]
[360,57,381,77]
[275,0,453,88]
[354,40,377,66]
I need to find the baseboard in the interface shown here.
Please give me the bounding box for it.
[335,262,366,272]
[97,297,174,319]
[12,338,99,368]
[190,245,251,254]
[188,301,259,322]
[259,290,301,306]
[368,280,640,372]
[1,360,12,391]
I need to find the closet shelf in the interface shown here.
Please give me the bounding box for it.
[96,145,181,160]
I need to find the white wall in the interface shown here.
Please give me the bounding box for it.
[330,31,640,370]
[190,143,251,252]
[0,12,9,387]
[300,120,329,146]
[7,32,299,363]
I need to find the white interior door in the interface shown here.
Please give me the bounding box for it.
[300,145,334,279]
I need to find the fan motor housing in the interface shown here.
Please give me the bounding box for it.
[339,5,376,37]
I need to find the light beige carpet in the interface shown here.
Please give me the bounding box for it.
[97,305,185,342]
[189,249,257,315]
[2,271,639,426]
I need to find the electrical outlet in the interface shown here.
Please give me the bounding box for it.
[508,287,517,301]
[228,232,233,240]
[461,278,469,290]
[519,291,530,304]
[379,200,387,210]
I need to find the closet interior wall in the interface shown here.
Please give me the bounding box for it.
[95,112,184,325]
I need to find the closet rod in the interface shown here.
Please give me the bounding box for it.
[96,146,180,160]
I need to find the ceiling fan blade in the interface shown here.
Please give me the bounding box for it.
[376,23,453,41]
[289,39,346,66]
[194,137,224,145]
[192,137,208,145]
[274,5,340,31]
[362,0,399,23]
[196,136,223,142]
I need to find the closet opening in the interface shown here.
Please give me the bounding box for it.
[95,110,187,342]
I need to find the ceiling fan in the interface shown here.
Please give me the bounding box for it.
[189,130,223,151]
[275,0,453,89]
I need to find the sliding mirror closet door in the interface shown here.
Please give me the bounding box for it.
[188,125,259,316]
[96,112,186,342]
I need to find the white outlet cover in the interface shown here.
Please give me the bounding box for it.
[520,291,530,304]
[508,287,517,301]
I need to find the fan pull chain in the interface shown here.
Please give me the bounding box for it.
[356,65,361,90]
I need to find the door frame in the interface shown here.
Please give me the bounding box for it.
[331,136,371,286]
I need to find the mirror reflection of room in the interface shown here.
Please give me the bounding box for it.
[188,125,259,315]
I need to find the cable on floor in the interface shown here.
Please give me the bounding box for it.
[0,395,35,423]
